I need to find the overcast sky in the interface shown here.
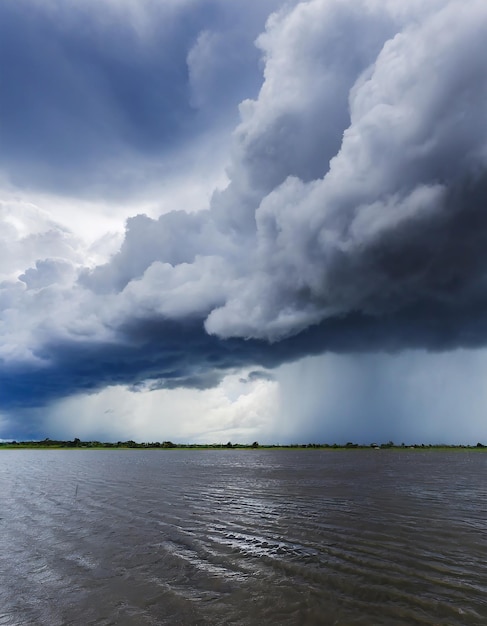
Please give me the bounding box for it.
[1,0,487,444]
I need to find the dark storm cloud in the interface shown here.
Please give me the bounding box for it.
[3,300,487,417]
[241,371,276,384]
[2,0,487,420]
[0,0,282,194]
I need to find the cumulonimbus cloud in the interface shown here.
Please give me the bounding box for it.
[2,0,487,410]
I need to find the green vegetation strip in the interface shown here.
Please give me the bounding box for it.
[1,438,486,450]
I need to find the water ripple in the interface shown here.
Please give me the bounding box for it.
[0,450,486,625]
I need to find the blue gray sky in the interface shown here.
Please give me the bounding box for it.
[1,0,487,444]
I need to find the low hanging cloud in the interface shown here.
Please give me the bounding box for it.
[2,0,487,417]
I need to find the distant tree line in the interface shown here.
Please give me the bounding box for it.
[0,438,486,450]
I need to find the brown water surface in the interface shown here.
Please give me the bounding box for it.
[0,449,486,625]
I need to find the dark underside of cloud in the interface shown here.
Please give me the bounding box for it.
[2,297,487,411]
[2,0,487,419]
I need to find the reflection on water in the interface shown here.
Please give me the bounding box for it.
[0,450,486,625]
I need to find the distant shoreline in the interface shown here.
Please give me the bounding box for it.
[1,439,486,451]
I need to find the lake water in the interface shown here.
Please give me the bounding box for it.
[0,449,486,625]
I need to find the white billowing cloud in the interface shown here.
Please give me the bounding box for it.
[206,0,487,339]
[5,0,487,340]
[19,259,75,290]
[3,0,487,350]
[116,256,233,320]
[0,200,82,280]
[43,370,279,443]
[71,0,486,348]
[47,0,484,349]
[0,199,97,363]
